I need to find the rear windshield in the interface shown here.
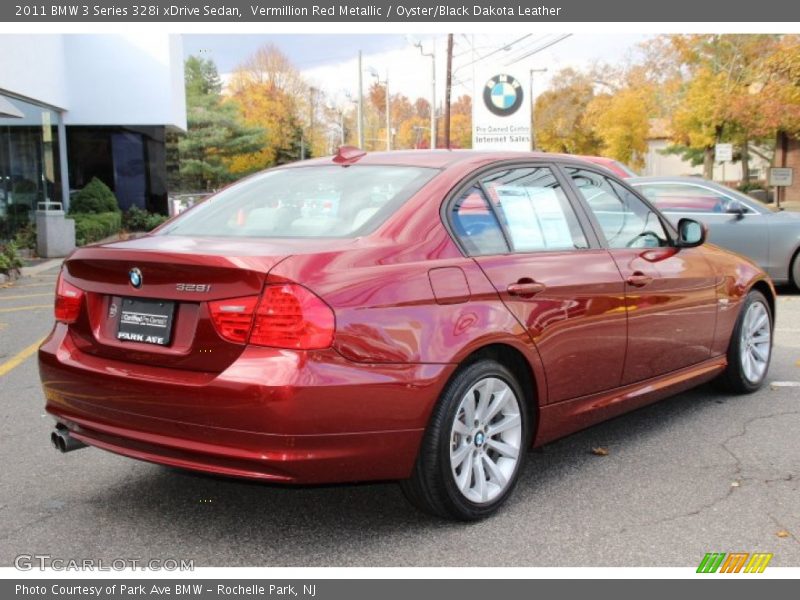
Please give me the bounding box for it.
[159,165,438,238]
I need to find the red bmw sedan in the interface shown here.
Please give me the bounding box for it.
[40,149,775,520]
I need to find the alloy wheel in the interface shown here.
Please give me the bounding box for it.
[739,300,771,384]
[449,377,523,504]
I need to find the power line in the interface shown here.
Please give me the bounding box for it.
[505,34,573,66]
[455,34,533,71]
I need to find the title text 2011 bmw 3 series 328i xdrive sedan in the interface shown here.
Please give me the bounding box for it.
[40,148,775,520]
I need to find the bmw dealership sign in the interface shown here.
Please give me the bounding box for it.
[473,70,532,151]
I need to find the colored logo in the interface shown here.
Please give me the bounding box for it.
[483,74,523,117]
[128,268,143,289]
[697,552,773,573]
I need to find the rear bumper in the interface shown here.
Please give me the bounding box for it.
[39,324,455,484]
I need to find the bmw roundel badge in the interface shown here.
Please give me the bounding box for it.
[483,74,524,117]
[129,267,143,289]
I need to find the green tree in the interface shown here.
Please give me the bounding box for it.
[172,56,264,191]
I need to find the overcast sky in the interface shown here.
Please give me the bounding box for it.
[183,33,652,107]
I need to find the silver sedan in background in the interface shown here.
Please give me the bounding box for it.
[630,176,800,289]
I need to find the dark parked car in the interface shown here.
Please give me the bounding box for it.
[41,149,774,520]
[630,176,800,289]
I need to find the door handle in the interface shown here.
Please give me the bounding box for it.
[507,280,546,298]
[626,272,653,287]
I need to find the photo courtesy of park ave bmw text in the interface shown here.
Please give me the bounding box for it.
[0,0,799,594]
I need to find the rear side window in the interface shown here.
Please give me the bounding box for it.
[450,186,509,256]
[481,167,588,252]
[160,165,438,238]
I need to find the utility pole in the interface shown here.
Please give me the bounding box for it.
[529,68,547,151]
[301,86,317,160]
[444,33,453,149]
[357,51,364,149]
[385,73,391,150]
[415,39,436,149]
[371,68,392,151]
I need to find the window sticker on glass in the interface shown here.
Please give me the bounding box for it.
[494,185,574,251]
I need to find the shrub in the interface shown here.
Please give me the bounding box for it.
[14,222,37,251]
[73,212,122,246]
[0,242,24,275]
[7,202,31,230]
[145,213,169,231]
[12,179,37,194]
[738,181,765,193]
[123,206,169,232]
[70,178,120,215]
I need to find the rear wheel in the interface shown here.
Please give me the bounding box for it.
[715,289,773,393]
[792,251,800,292]
[401,359,530,520]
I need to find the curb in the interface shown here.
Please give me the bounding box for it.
[20,258,64,278]
[14,232,139,281]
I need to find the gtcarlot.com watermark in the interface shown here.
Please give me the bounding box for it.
[14,554,194,571]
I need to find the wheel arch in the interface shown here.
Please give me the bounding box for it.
[452,342,542,447]
[750,278,776,326]
[789,244,800,288]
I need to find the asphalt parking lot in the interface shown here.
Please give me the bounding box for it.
[0,264,798,568]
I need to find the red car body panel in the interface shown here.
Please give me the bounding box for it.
[40,150,773,484]
[569,155,637,178]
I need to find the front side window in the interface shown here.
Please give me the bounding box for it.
[567,168,669,249]
[160,165,438,238]
[480,166,588,252]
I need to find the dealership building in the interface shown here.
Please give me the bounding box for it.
[0,34,186,241]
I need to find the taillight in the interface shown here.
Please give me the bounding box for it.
[208,284,335,350]
[208,296,259,343]
[250,284,335,350]
[54,271,84,324]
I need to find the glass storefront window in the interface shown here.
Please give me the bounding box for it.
[0,93,62,241]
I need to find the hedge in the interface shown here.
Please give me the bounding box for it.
[73,211,122,246]
[123,206,169,232]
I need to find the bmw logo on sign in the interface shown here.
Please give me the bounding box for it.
[483,74,524,117]
[129,268,143,289]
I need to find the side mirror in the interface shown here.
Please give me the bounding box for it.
[726,199,746,219]
[676,218,706,248]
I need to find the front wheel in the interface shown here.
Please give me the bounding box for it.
[715,289,773,393]
[401,359,530,520]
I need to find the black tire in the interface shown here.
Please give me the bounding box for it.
[714,289,773,394]
[401,359,531,521]
[792,251,800,292]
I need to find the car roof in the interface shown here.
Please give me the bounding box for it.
[285,149,616,171]
[628,175,714,184]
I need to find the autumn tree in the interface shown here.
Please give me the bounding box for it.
[396,115,430,149]
[728,35,800,170]
[664,34,780,179]
[533,68,602,154]
[587,85,652,169]
[227,44,326,171]
[449,95,472,148]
